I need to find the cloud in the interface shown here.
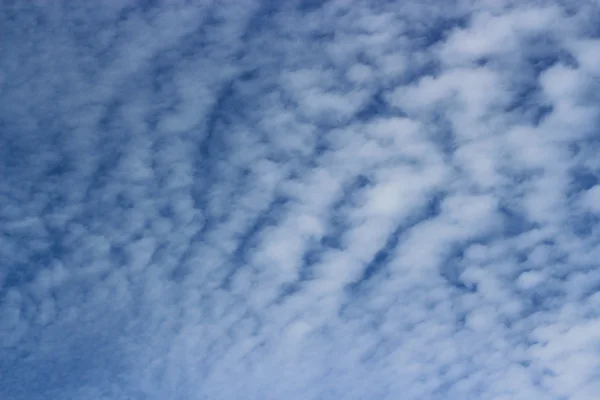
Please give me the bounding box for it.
[2,0,600,399]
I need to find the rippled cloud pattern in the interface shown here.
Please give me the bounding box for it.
[2,1,600,399]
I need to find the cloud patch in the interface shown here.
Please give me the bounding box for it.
[2,1,600,399]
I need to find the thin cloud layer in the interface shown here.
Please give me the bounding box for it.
[1,1,600,399]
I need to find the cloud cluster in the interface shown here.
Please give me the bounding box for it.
[2,1,600,399]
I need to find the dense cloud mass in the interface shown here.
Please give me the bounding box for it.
[2,0,600,399]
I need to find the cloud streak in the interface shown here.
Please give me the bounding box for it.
[1,1,600,399]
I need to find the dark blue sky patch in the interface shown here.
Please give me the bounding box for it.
[2,263,37,294]
[190,84,239,215]
[504,81,554,126]
[296,0,327,14]
[355,90,396,121]
[420,112,456,158]
[318,174,372,248]
[569,166,599,193]
[404,14,469,49]
[146,62,180,115]
[170,12,226,60]
[571,212,600,238]
[498,204,536,238]
[439,250,478,294]
[240,0,280,40]
[519,286,566,317]
[348,222,405,291]
[296,245,322,282]
[523,36,577,74]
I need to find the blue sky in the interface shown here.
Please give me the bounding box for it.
[1,0,600,399]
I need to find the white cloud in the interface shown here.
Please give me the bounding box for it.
[2,1,600,399]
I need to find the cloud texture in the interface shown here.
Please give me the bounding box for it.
[2,1,600,399]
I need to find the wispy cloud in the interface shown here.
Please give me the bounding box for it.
[2,1,600,399]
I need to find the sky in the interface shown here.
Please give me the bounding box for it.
[1,0,600,399]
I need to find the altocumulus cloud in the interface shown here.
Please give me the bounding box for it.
[1,0,600,399]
